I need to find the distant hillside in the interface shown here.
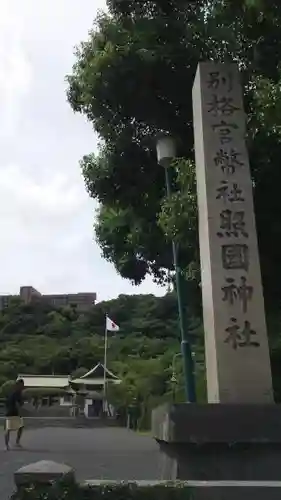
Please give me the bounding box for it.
[0,293,181,339]
[0,293,203,401]
[2,293,281,410]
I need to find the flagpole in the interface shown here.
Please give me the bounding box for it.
[103,315,108,414]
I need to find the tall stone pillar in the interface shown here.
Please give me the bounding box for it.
[152,64,281,483]
[192,62,273,403]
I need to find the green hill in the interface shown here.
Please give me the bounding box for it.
[0,293,205,425]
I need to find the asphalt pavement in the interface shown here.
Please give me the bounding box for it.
[0,426,161,499]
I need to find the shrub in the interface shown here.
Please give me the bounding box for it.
[11,478,192,500]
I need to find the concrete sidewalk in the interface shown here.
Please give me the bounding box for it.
[0,427,160,498]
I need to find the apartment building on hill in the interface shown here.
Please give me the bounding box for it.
[0,286,96,313]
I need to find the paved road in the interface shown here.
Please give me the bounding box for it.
[0,427,161,498]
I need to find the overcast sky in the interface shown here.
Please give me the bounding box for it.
[0,0,165,301]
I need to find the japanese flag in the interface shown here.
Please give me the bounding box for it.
[106,316,120,332]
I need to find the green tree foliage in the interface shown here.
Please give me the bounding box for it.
[71,367,88,379]
[66,0,207,286]
[1,295,281,406]
[0,380,15,397]
[67,0,281,311]
[0,294,204,408]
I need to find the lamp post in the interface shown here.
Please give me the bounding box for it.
[156,135,196,403]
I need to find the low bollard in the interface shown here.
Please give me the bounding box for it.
[14,460,75,490]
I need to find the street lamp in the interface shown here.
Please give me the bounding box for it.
[156,134,196,403]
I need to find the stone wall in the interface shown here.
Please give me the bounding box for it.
[22,403,71,418]
[0,403,72,418]
[0,416,119,429]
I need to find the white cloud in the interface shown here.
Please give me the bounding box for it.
[0,164,85,215]
[0,1,32,137]
[0,0,165,301]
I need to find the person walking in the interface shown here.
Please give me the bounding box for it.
[71,391,78,417]
[71,390,85,417]
[4,379,25,450]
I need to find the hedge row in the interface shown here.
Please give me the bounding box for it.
[11,477,192,500]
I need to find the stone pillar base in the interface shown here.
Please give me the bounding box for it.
[152,403,281,480]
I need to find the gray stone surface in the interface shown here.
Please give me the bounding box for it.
[85,480,281,500]
[85,480,281,486]
[14,459,74,486]
[152,403,281,443]
[192,61,273,403]
[0,427,160,499]
[153,404,281,481]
